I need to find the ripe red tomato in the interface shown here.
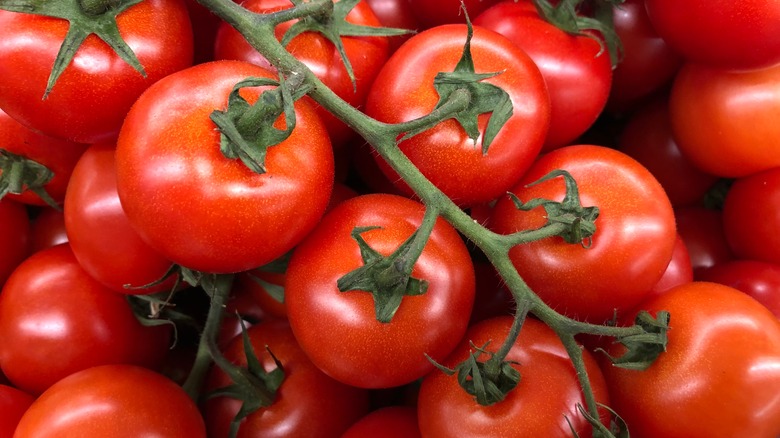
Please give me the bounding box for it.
[670,62,780,178]
[29,207,68,253]
[341,406,421,438]
[409,0,501,29]
[675,205,735,278]
[0,199,29,287]
[646,234,693,298]
[0,244,171,394]
[474,0,613,150]
[64,143,176,293]
[14,364,206,438]
[364,0,419,52]
[698,260,780,318]
[285,193,475,388]
[214,0,390,148]
[115,60,334,274]
[203,319,370,437]
[644,0,780,70]
[490,145,677,323]
[0,0,193,143]
[601,282,780,437]
[365,23,550,207]
[418,316,611,437]
[722,167,780,266]
[0,384,34,437]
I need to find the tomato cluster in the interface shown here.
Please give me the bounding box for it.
[1,0,780,437]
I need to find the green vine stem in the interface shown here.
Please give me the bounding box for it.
[195,0,644,428]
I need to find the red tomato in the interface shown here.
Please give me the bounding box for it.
[64,143,176,294]
[617,96,718,207]
[29,207,68,253]
[0,108,88,207]
[490,145,677,323]
[606,0,682,112]
[475,1,613,150]
[0,0,193,143]
[184,0,223,64]
[0,384,34,437]
[341,406,421,438]
[698,260,780,318]
[234,270,288,319]
[14,364,206,438]
[418,316,611,437]
[644,0,780,70]
[722,167,780,265]
[409,0,501,29]
[364,0,420,52]
[115,60,334,274]
[0,199,29,287]
[601,282,780,437]
[670,62,780,178]
[365,23,550,207]
[0,244,170,394]
[675,205,734,278]
[203,319,370,438]
[285,194,475,388]
[646,234,693,298]
[214,0,390,148]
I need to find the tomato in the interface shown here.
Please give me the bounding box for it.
[469,258,514,324]
[365,23,550,207]
[0,384,34,437]
[234,270,288,319]
[203,319,370,437]
[490,145,677,323]
[698,260,780,318]
[184,0,223,64]
[606,0,682,113]
[670,62,780,178]
[364,0,419,52]
[675,205,734,278]
[285,193,475,388]
[65,143,176,294]
[14,364,206,438]
[0,108,88,207]
[601,282,780,437]
[474,1,613,150]
[115,60,334,274]
[214,0,390,148]
[0,0,193,143]
[646,234,693,298]
[644,0,780,70]
[0,199,29,287]
[617,96,718,207]
[409,0,501,29]
[0,244,171,394]
[722,167,780,265]
[418,316,611,437]
[341,406,421,438]
[29,207,68,253]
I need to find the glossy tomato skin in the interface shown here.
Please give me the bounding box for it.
[115,60,334,274]
[722,167,780,266]
[418,316,611,437]
[490,145,677,323]
[644,0,780,70]
[698,260,780,318]
[670,62,780,178]
[15,364,206,438]
[474,1,612,150]
[0,108,88,206]
[0,199,29,287]
[601,282,780,437]
[0,384,34,437]
[203,319,370,438]
[285,194,476,388]
[0,244,171,395]
[341,406,421,438]
[65,143,176,294]
[215,0,389,148]
[366,24,550,207]
[0,0,193,143]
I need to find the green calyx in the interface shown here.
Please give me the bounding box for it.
[0,0,146,98]
[0,149,60,209]
[210,74,312,174]
[509,169,599,247]
[598,310,670,371]
[282,0,412,92]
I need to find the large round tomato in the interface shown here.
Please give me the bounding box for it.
[490,145,677,323]
[203,319,370,437]
[0,244,171,394]
[601,282,780,437]
[214,0,390,148]
[365,23,550,207]
[670,62,780,178]
[115,60,334,274]
[0,199,29,287]
[644,0,780,70]
[14,364,206,438]
[0,0,193,143]
[474,0,612,150]
[418,316,611,437]
[285,193,475,388]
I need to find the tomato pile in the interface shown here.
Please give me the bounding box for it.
[1,0,780,437]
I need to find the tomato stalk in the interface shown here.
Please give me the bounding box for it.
[0,149,60,210]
